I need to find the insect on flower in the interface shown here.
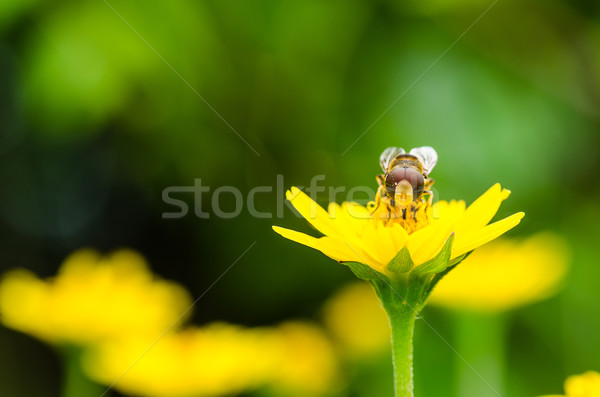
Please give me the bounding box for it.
[373,146,438,220]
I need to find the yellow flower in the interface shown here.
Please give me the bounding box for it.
[84,323,277,397]
[541,371,600,397]
[273,184,524,274]
[428,233,569,312]
[268,321,341,396]
[84,321,340,397]
[275,180,524,397]
[0,249,192,345]
[322,282,390,356]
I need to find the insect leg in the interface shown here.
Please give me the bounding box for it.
[423,190,434,206]
[370,185,386,215]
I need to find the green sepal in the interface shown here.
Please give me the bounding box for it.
[386,247,414,273]
[410,233,455,275]
[448,251,469,268]
[342,261,389,282]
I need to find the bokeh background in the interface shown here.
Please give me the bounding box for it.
[1,0,599,396]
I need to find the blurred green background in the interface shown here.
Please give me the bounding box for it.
[1,0,599,396]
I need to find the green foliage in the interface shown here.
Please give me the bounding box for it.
[344,261,388,282]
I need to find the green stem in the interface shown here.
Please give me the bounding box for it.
[61,346,104,397]
[388,308,418,397]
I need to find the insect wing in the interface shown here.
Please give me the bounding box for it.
[379,147,405,171]
[409,146,438,176]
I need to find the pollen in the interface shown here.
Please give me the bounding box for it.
[368,196,432,235]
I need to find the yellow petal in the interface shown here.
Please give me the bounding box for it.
[375,223,408,265]
[408,202,464,264]
[407,224,452,265]
[389,223,410,253]
[286,194,379,266]
[452,184,510,236]
[452,212,525,258]
[320,201,385,269]
[434,200,466,221]
[272,226,363,264]
[360,223,387,266]
[286,187,342,239]
[329,202,370,222]
[339,241,385,273]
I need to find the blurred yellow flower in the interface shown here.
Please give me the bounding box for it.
[0,248,341,397]
[273,184,524,275]
[428,233,569,312]
[84,323,277,397]
[0,249,192,344]
[541,371,600,397]
[268,321,341,396]
[322,282,390,356]
[84,321,340,397]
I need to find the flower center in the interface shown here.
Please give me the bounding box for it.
[367,199,432,234]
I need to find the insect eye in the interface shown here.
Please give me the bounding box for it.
[385,168,424,195]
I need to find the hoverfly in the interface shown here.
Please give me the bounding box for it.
[374,146,438,219]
